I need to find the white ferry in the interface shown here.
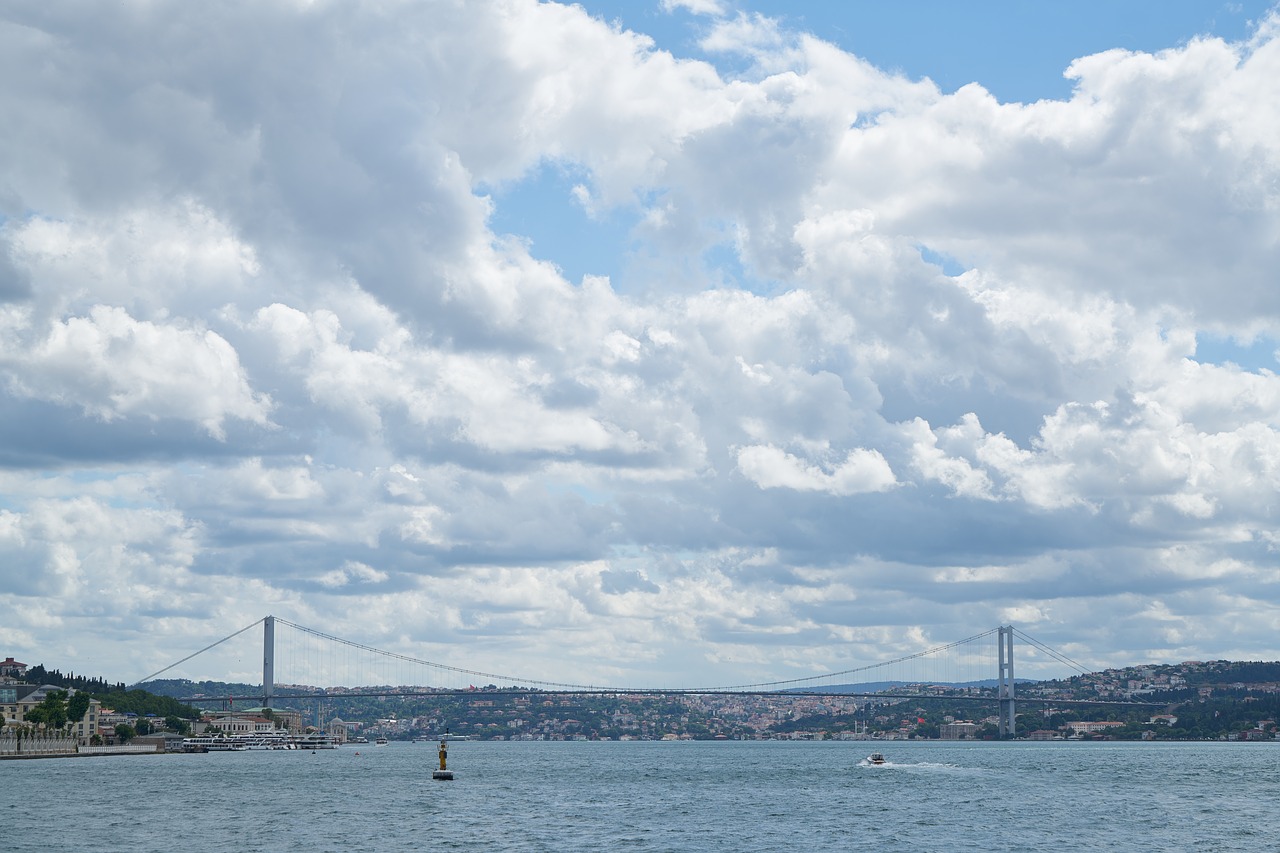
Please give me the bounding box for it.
[229,731,294,750]
[181,735,247,752]
[182,732,339,752]
[293,732,340,750]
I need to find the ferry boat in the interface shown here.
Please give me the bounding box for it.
[294,732,340,750]
[181,735,247,752]
[182,732,339,752]
[229,731,294,750]
[375,737,389,746]
[867,752,886,765]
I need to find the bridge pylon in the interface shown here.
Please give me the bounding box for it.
[997,625,1015,737]
[263,615,275,710]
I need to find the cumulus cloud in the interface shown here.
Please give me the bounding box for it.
[662,0,727,16]
[3,0,1280,685]
[1,304,271,439]
[737,444,896,495]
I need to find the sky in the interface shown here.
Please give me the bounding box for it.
[3,0,1280,690]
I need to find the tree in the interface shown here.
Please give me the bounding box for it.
[66,692,91,730]
[24,706,47,729]
[165,715,190,735]
[115,723,136,743]
[914,721,940,739]
[27,690,69,732]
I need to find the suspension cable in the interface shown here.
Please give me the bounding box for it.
[130,619,1073,696]
[130,617,266,687]
[280,619,1000,693]
[275,619,622,692]
[696,628,1001,691]
[1012,627,1091,675]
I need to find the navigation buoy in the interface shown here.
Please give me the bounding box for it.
[432,736,454,781]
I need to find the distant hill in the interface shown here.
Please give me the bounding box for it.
[786,678,1021,694]
[140,678,264,702]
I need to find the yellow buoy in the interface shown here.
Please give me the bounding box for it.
[432,736,454,781]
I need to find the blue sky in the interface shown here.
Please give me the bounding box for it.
[497,0,1280,366]
[586,1,1274,102]
[3,0,1280,689]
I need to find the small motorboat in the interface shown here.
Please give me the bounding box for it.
[867,752,886,765]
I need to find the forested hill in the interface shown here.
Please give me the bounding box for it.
[141,678,267,701]
[21,664,201,720]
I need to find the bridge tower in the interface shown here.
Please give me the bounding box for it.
[997,625,1015,737]
[263,615,275,710]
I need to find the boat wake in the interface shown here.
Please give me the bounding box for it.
[860,760,970,773]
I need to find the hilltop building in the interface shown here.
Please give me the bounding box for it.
[0,658,28,680]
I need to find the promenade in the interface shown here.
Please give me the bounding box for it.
[0,736,158,759]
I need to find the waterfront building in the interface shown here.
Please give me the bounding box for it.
[198,707,303,734]
[325,717,350,743]
[1027,730,1062,740]
[4,684,101,744]
[1066,721,1126,735]
[201,713,279,734]
[2,683,39,729]
[940,721,981,740]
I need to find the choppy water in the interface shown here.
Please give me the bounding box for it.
[5,740,1278,851]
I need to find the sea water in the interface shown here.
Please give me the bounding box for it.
[4,740,1277,852]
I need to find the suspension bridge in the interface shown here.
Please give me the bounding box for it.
[132,616,1155,737]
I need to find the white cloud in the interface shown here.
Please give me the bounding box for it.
[700,13,787,57]
[737,444,896,495]
[904,416,996,500]
[661,0,727,17]
[316,561,390,589]
[1,304,271,439]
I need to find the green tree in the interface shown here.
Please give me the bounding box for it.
[66,692,91,729]
[914,721,940,739]
[114,723,136,743]
[27,690,69,731]
[165,715,190,735]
